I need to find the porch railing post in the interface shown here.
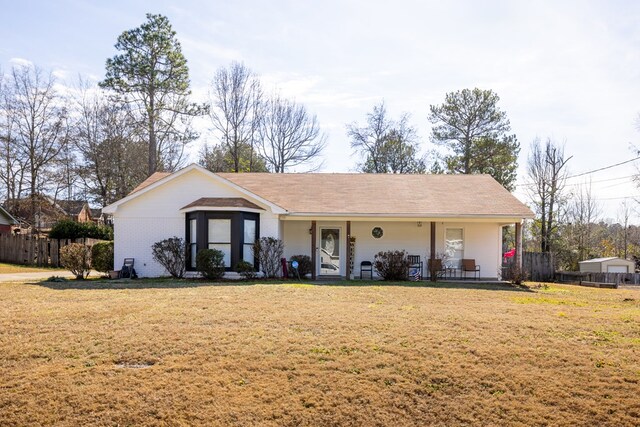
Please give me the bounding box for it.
[311,221,317,280]
[430,221,436,282]
[515,221,523,271]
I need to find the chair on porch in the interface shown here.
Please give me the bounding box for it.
[408,255,423,279]
[360,261,373,279]
[461,259,481,280]
[428,258,446,280]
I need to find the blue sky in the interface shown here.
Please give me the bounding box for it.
[2,0,640,220]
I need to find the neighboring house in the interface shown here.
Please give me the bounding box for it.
[56,200,94,223]
[104,164,534,279]
[579,257,636,273]
[0,206,18,234]
[90,208,105,224]
[5,195,95,229]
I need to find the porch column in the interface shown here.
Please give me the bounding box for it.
[430,221,436,282]
[515,221,523,270]
[311,220,317,280]
[346,221,351,280]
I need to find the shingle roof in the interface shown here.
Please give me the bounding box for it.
[219,173,534,218]
[128,168,533,218]
[181,197,264,211]
[130,172,170,194]
[56,200,88,216]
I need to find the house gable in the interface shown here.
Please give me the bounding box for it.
[103,164,285,215]
[0,206,18,226]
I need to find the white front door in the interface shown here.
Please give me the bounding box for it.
[320,227,341,275]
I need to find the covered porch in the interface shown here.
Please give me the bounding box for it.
[281,216,524,281]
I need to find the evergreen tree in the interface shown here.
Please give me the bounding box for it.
[429,88,519,190]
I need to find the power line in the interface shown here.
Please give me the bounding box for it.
[516,157,640,188]
[592,195,637,201]
[516,173,636,189]
[565,156,640,179]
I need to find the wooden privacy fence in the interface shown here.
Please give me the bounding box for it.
[523,252,554,282]
[556,271,640,286]
[504,252,554,282]
[0,233,103,267]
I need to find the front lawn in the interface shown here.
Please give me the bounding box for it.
[0,262,64,274]
[1,280,639,425]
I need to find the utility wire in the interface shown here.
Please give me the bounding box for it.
[592,195,637,201]
[565,156,640,179]
[516,157,640,188]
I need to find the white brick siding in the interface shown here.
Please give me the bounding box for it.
[112,168,281,277]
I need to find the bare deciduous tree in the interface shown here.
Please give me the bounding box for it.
[347,101,425,173]
[0,68,27,203]
[616,200,632,259]
[72,81,147,206]
[527,138,571,253]
[198,141,268,173]
[567,181,601,262]
[257,95,326,173]
[7,64,68,226]
[209,62,264,173]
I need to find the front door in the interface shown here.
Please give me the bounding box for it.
[320,227,341,275]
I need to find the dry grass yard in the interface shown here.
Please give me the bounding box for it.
[1,279,639,426]
[0,262,62,274]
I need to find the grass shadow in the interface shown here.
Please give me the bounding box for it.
[313,279,535,292]
[32,278,257,290]
[32,277,534,292]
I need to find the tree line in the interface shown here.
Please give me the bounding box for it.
[0,13,524,227]
[13,9,629,266]
[0,14,329,227]
[522,136,640,270]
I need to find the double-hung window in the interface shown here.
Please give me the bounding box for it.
[243,219,257,266]
[208,219,231,267]
[189,219,198,269]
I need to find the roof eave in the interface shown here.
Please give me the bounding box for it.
[179,206,265,214]
[281,212,535,220]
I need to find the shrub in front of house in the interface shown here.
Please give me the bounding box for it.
[196,248,225,280]
[60,243,91,279]
[289,255,311,278]
[235,260,257,280]
[503,262,528,285]
[253,237,284,278]
[49,219,113,240]
[151,237,186,278]
[91,241,114,274]
[83,222,113,240]
[374,250,410,281]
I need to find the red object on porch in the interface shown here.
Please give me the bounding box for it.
[281,257,288,278]
[503,248,516,259]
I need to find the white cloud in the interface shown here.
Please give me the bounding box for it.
[8,57,33,67]
[52,68,68,80]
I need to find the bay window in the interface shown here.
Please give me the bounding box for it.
[186,211,259,271]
